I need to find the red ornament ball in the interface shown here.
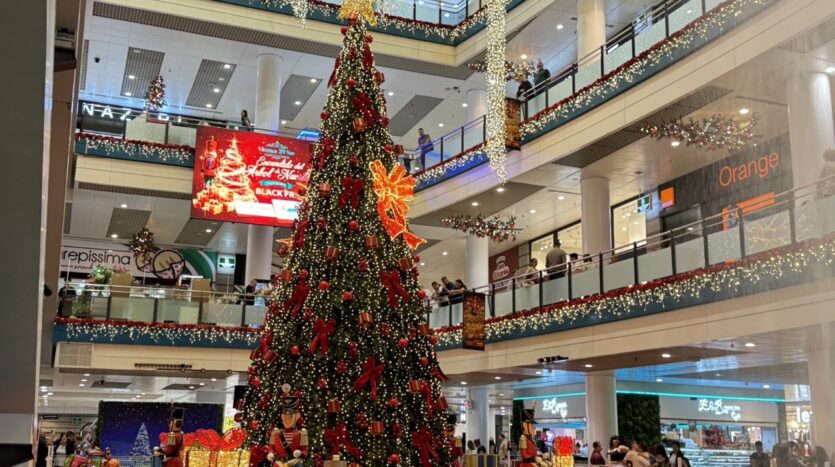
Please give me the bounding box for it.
[321,111,329,120]
[358,259,368,272]
[417,290,427,299]
[349,155,359,166]
[297,186,307,197]
[388,398,399,409]
[398,338,408,349]
[348,341,359,358]
[341,26,348,35]
[429,335,438,345]
[319,281,330,291]
[342,291,354,302]
[419,356,429,367]
[234,412,243,422]
[365,34,373,43]
[336,360,347,374]
[384,144,393,153]
[348,220,359,231]
[249,420,259,430]
[389,454,400,464]
[346,78,356,89]
[380,323,390,337]
[290,345,301,357]
[318,378,329,389]
[382,117,390,127]
[299,270,309,280]
[412,254,420,262]
[317,218,327,230]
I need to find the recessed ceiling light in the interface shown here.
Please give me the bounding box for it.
[763,384,771,389]
[387,91,394,96]
[529,209,536,214]
[521,54,528,60]
[656,378,663,382]
[471,201,479,207]
[535,371,542,375]
[218,77,225,82]
[281,120,287,125]
[462,102,468,107]
[438,123,444,127]
[81,379,88,382]
[125,92,132,96]
[557,195,565,200]
[141,392,146,396]
[41,387,48,392]
[826,66,835,74]
[671,140,681,147]
[223,64,232,69]
[83,373,90,377]
[739,108,750,115]
[128,75,135,80]
[213,88,220,93]
[496,187,505,193]
[110,234,118,239]
[47,392,53,396]
[584,364,594,368]
[621,226,627,231]
[205,228,213,233]
[499,393,504,396]
[461,381,468,385]
[556,24,564,30]
[745,342,756,348]
[420,262,426,266]
[294,100,302,106]
[79,383,85,387]
[686,9,692,13]
[189,386,196,390]
[206,103,213,108]
[494,376,502,380]
[120,203,127,208]
[210,378,217,382]
[661,353,672,358]
[199,382,206,386]
[444,12,450,17]
[442,251,448,256]
[310,78,317,83]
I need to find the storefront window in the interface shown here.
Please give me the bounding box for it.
[559,223,583,256]
[613,201,647,250]
[530,234,554,268]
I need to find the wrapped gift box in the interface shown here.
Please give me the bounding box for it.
[186,448,249,467]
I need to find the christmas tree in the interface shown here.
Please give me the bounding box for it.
[144,75,166,112]
[240,0,451,465]
[130,423,152,458]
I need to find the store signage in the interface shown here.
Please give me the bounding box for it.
[81,101,171,122]
[718,152,780,188]
[698,399,742,422]
[217,254,236,275]
[191,127,311,228]
[542,398,568,419]
[637,194,652,213]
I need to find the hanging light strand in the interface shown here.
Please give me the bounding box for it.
[484,0,508,183]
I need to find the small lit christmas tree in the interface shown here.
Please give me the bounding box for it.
[144,75,166,112]
[130,423,152,458]
[240,0,451,464]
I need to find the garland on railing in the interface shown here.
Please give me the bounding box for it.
[468,59,535,80]
[54,316,262,345]
[641,113,759,151]
[441,214,519,242]
[414,142,485,184]
[433,234,835,348]
[520,0,768,136]
[258,0,493,40]
[76,132,194,164]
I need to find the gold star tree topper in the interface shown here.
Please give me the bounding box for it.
[338,0,377,26]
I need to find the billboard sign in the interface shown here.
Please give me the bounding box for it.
[191,127,311,227]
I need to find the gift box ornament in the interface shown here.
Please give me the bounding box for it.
[418,322,431,336]
[319,182,332,198]
[327,398,342,414]
[397,257,412,271]
[436,395,449,411]
[325,246,340,261]
[364,235,379,249]
[358,311,373,327]
[408,379,423,394]
[374,70,385,84]
[370,421,384,435]
[280,269,293,283]
[393,144,404,156]
[263,350,278,363]
[353,117,365,133]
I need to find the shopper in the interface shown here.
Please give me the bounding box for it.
[466,439,476,455]
[609,436,629,467]
[498,434,509,465]
[455,279,467,291]
[240,109,253,131]
[516,258,539,287]
[545,239,567,279]
[515,75,533,99]
[669,441,690,467]
[750,441,770,467]
[489,438,497,455]
[590,441,606,466]
[652,444,670,467]
[476,439,487,454]
[533,60,550,87]
[35,432,48,467]
[66,431,77,459]
[416,128,433,173]
[625,440,651,467]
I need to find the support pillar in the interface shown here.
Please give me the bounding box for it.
[466,386,489,448]
[786,73,835,196]
[467,235,489,290]
[585,372,618,449]
[807,324,835,449]
[245,53,282,283]
[0,0,54,460]
[577,0,606,59]
[580,176,611,255]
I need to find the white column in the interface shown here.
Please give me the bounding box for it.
[466,88,488,122]
[577,0,606,59]
[245,53,283,283]
[807,325,835,449]
[585,372,618,448]
[466,386,490,448]
[467,235,489,290]
[786,73,835,196]
[580,176,611,255]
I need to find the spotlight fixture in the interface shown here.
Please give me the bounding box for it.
[557,195,565,201]
[442,251,448,256]
[656,378,663,382]
[310,78,317,83]
[461,381,468,385]
[529,209,536,214]
[763,384,771,389]
[584,364,594,368]
[438,123,444,127]
[420,262,426,266]
[206,103,213,108]
[125,92,132,96]
[471,201,479,207]
[294,101,302,106]
[223,64,232,69]
[110,234,118,239]
[494,376,502,380]
[281,120,287,125]
[210,378,217,382]
[205,228,213,233]
[128,75,135,80]
[387,91,394,96]
[120,204,127,208]
[213,88,220,93]
[521,54,528,60]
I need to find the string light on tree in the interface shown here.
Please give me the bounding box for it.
[485,0,509,183]
[144,75,166,112]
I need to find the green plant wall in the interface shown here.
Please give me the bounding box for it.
[617,394,661,446]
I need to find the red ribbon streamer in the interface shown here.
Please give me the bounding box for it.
[351,92,381,127]
[258,332,272,357]
[380,270,410,308]
[317,137,335,170]
[353,356,385,401]
[309,318,336,355]
[431,366,450,383]
[339,176,365,209]
[411,427,440,467]
[419,381,434,417]
[293,217,310,249]
[284,280,310,318]
[324,424,362,459]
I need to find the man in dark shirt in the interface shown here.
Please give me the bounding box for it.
[750,441,770,467]
[515,75,533,99]
[533,61,550,87]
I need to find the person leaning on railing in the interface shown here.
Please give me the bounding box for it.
[514,258,539,288]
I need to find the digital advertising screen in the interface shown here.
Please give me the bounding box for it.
[191,127,311,227]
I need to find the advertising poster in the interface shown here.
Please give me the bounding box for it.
[505,98,522,150]
[489,246,519,288]
[462,291,486,351]
[191,127,311,227]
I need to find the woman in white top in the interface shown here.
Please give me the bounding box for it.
[625,441,652,467]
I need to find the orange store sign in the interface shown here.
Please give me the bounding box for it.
[718,152,780,188]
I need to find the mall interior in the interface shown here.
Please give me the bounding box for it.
[3,0,835,465]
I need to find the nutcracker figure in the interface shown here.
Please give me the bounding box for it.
[519,407,537,467]
[201,136,218,187]
[443,414,463,467]
[267,385,308,467]
[160,408,185,467]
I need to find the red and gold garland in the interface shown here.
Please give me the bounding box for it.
[76,132,194,165]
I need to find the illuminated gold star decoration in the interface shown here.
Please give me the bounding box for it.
[338,0,377,26]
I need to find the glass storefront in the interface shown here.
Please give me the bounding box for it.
[613,200,648,250]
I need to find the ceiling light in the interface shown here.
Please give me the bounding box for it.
[79,383,85,387]
[529,209,536,214]
[41,387,48,392]
[128,75,135,80]
[686,9,692,13]
[556,24,564,30]
[444,12,450,17]
[521,54,528,59]
[294,100,302,106]
[461,381,468,385]
[656,378,663,382]
[205,228,213,233]
[438,123,444,127]
[494,376,502,380]
[210,378,217,382]
[120,203,127,208]
[110,234,118,239]
[213,88,220,93]
[671,140,681,147]
[84,373,90,377]
[739,108,750,115]
[206,103,213,108]
[189,386,196,390]
[763,384,771,389]
[218,77,225,82]
[584,364,594,368]
[199,382,206,386]
[826,66,835,74]
[124,92,132,96]
[387,91,394,96]
[310,78,317,83]
[462,102,468,107]
[499,393,504,396]
[81,379,88,382]
[442,251,448,256]
[557,195,565,200]
[661,353,672,358]
[745,342,756,348]
[47,392,54,396]
[141,392,146,396]
[471,201,479,206]
[687,227,694,231]
[223,64,232,69]
[420,262,426,266]
[621,226,627,231]
[281,120,287,125]
[496,187,505,193]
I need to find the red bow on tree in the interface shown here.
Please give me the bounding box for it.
[419,381,434,417]
[339,176,365,209]
[309,317,336,355]
[353,356,385,401]
[257,332,272,357]
[351,92,381,126]
[317,136,336,170]
[293,217,310,249]
[324,424,362,459]
[362,44,373,69]
[411,427,440,467]
[380,270,410,308]
[431,365,450,383]
[284,279,310,318]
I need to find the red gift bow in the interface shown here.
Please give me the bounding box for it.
[316,136,335,169]
[379,270,410,308]
[309,318,336,355]
[369,160,426,249]
[411,427,440,467]
[324,424,362,459]
[353,356,385,401]
[339,176,365,209]
[362,44,374,69]
[431,365,450,382]
[419,381,434,417]
[258,332,272,357]
[284,279,310,318]
[293,217,309,249]
[352,92,381,127]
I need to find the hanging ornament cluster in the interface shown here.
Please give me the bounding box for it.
[441,214,519,242]
[641,113,759,152]
[484,0,509,184]
[144,75,166,112]
[76,133,194,165]
[521,0,769,136]
[468,59,535,81]
[128,227,156,262]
